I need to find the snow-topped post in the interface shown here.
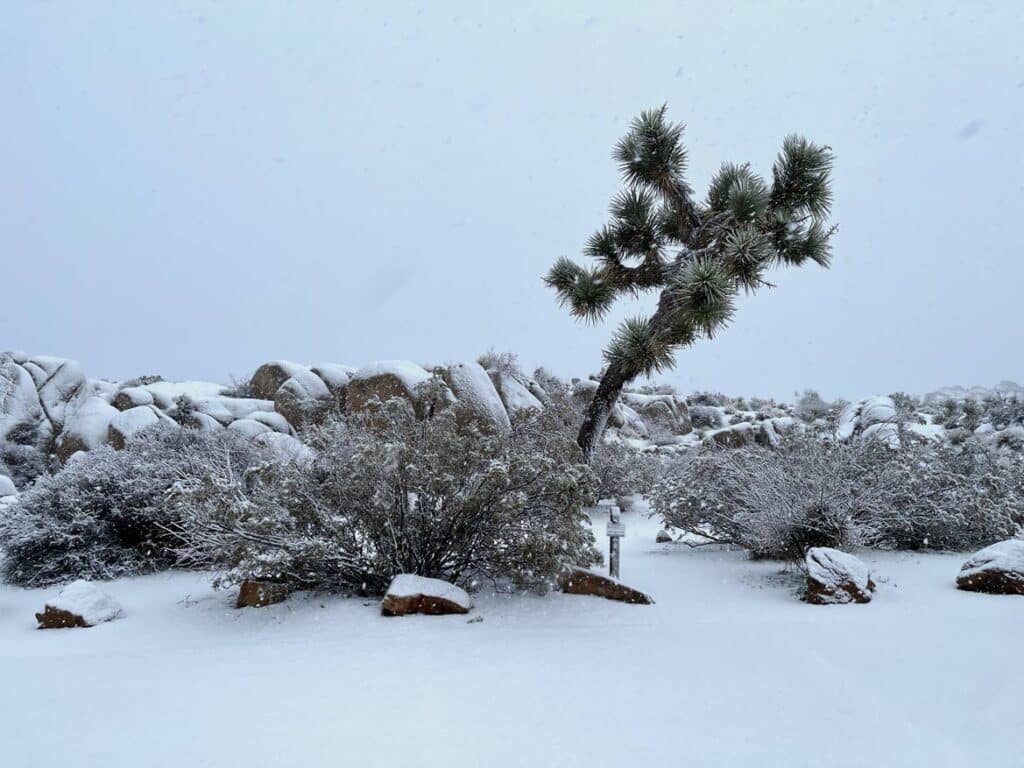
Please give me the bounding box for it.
[602,500,625,578]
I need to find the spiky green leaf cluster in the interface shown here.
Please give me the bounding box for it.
[603,317,676,377]
[613,106,686,195]
[546,106,835,386]
[722,224,772,291]
[771,135,834,220]
[668,256,736,337]
[544,257,616,322]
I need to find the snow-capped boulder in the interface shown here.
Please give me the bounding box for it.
[107,405,164,449]
[707,422,754,448]
[310,363,355,398]
[0,354,46,442]
[956,540,1024,596]
[609,401,649,439]
[228,418,273,439]
[347,360,440,419]
[804,548,876,605]
[179,410,223,432]
[192,396,272,425]
[35,580,123,629]
[487,369,544,416]
[21,356,87,433]
[139,380,226,410]
[837,396,899,447]
[557,567,654,605]
[236,580,288,608]
[754,420,781,447]
[273,368,336,430]
[55,395,119,461]
[249,360,311,401]
[253,431,313,462]
[656,529,673,544]
[622,392,692,436]
[112,386,155,411]
[0,474,17,498]
[381,575,471,616]
[440,362,511,434]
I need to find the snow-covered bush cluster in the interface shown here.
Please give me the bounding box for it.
[653,430,1023,559]
[0,427,272,587]
[169,383,600,595]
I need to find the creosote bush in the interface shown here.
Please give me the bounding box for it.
[652,431,1022,560]
[170,390,600,595]
[0,426,270,587]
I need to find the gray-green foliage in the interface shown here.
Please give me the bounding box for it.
[652,431,1022,560]
[0,426,269,587]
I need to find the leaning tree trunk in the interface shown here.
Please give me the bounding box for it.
[576,362,632,462]
[576,299,676,462]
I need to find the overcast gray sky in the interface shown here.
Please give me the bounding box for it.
[3,1,1022,400]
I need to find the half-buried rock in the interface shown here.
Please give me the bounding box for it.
[381,575,471,616]
[804,547,875,605]
[557,567,654,605]
[236,580,289,608]
[36,579,123,629]
[956,540,1024,596]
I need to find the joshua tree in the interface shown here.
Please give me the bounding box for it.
[545,106,836,459]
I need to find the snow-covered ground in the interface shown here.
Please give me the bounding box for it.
[0,510,1019,767]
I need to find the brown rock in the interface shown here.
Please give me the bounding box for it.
[347,363,449,421]
[804,548,876,605]
[380,575,471,616]
[236,580,288,608]
[35,606,90,629]
[707,423,754,448]
[381,593,470,616]
[557,567,654,605]
[249,361,307,400]
[956,541,1024,596]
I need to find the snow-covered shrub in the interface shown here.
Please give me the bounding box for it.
[171,392,599,595]
[884,436,1023,550]
[0,426,270,587]
[653,435,902,559]
[793,389,832,423]
[0,434,49,489]
[590,440,664,501]
[982,393,1024,430]
[220,372,256,399]
[653,431,1022,559]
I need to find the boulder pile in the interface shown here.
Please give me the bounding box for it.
[1,352,701,487]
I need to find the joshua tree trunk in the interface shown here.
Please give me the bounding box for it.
[577,303,674,461]
[576,361,631,462]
